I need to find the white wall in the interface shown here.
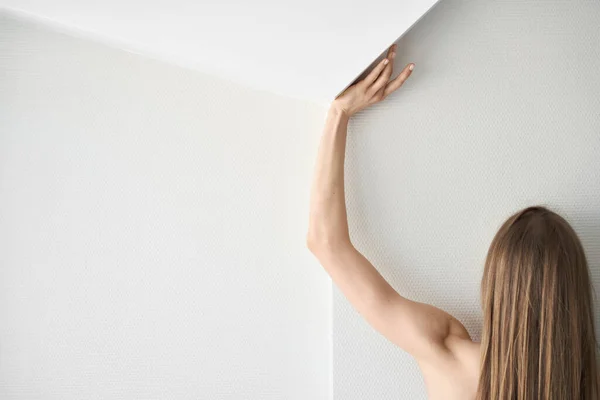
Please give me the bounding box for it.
[4,1,600,399]
[0,13,329,400]
[334,0,600,398]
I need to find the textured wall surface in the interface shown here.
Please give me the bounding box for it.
[3,1,600,398]
[335,0,600,398]
[0,14,329,400]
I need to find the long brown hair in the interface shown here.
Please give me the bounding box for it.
[477,206,599,399]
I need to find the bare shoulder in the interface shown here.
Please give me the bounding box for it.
[418,318,481,400]
[446,331,481,374]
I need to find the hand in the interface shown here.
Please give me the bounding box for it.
[331,44,414,117]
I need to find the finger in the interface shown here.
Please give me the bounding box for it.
[369,87,386,105]
[371,44,397,95]
[387,43,397,61]
[363,57,390,86]
[369,60,394,95]
[383,63,414,97]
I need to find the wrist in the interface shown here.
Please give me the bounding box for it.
[329,101,351,120]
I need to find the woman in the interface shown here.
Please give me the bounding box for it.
[307,44,599,399]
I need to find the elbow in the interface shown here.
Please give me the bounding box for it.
[306,231,350,255]
[306,232,321,254]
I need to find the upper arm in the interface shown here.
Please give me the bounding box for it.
[367,293,471,362]
[309,241,470,362]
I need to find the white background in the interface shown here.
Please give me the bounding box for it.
[2,0,600,399]
[0,14,329,399]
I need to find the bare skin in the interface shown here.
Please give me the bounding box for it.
[307,45,481,399]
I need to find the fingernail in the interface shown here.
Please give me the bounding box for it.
[409,64,415,71]
[383,58,389,65]
[391,52,396,59]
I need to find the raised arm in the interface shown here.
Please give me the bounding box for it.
[306,45,470,363]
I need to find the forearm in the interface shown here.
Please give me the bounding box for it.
[307,104,352,249]
[304,47,453,361]
[306,105,399,307]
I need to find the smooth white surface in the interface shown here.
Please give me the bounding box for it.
[0,14,329,399]
[0,0,439,104]
[335,0,600,398]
